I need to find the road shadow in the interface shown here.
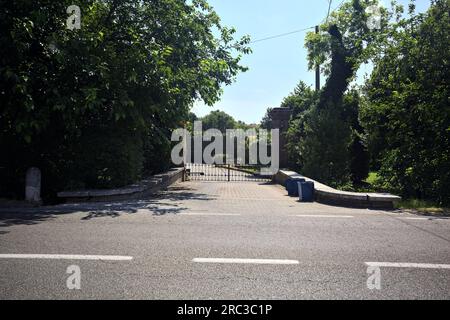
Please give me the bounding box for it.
[0,185,215,229]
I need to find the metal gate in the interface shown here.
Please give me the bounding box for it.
[184,163,272,182]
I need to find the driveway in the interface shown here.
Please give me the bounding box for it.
[0,181,449,299]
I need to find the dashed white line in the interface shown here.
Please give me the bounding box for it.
[193,258,299,265]
[179,213,241,216]
[292,215,354,218]
[401,217,449,221]
[365,262,450,269]
[0,254,133,261]
[218,198,286,201]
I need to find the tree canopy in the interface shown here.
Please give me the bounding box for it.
[361,0,450,204]
[0,0,250,199]
[200,110,237,132]
[284,0,449,204]
[291,0,388,186]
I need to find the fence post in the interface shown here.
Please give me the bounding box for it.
[228,164,231,182]
[25,167,41,205]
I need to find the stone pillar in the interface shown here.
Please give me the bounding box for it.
[25,167,41,204]
[269,108,292,169]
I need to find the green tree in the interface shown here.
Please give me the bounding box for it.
[300,106,352,187]
[260,108,273,130]
[0,0,250,198]
[282,81,317,116]
[283,82,317,170]
[361,0,450,204]
[200,110,237,132]
[343,90,370,184]
[297,0,389,186]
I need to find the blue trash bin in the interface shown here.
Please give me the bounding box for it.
[286,178,305,197]
[298,181,315,202]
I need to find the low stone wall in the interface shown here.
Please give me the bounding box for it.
[273,170,401,209]
[58,168,184,203]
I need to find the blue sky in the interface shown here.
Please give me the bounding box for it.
[192,0,431,124]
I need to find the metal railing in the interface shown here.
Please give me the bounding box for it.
[184,163,272,182]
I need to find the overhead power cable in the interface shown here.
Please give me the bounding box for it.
[326,0,333,23]
[320,0,346,24]
[249,26,315,44]
[248,0,347,45]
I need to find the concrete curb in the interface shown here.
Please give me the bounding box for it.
[57,168,184,203]
[273,170,401,209]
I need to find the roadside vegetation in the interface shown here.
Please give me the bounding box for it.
[0,0,250,201]
[265,0,449,207]
[394,199,450,216]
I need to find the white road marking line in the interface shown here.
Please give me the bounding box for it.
[365,262,450,269]
[193,258,299,265]
[0,254,133,261]
[219,198,283,201]
[179,213,241,216]
[401,217,449,221]
[292,215,354,218]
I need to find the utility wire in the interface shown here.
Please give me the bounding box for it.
[326,0,333,23]
[249,26,315,44]
[333,0,346,13]
[248,0,347,45]
[320,0,346,24]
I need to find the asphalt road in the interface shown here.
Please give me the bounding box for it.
[0,182,449,300]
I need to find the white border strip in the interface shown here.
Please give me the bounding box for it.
[0,254,133,261]
[193,258,299,265]
[365,262,450,269]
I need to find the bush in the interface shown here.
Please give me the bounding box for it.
[0,0,249,201]
[300,105,352,187]
[66,124,144,190]
[349,130,369,184]
[142,128,173,176]
[361,0,450,205]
